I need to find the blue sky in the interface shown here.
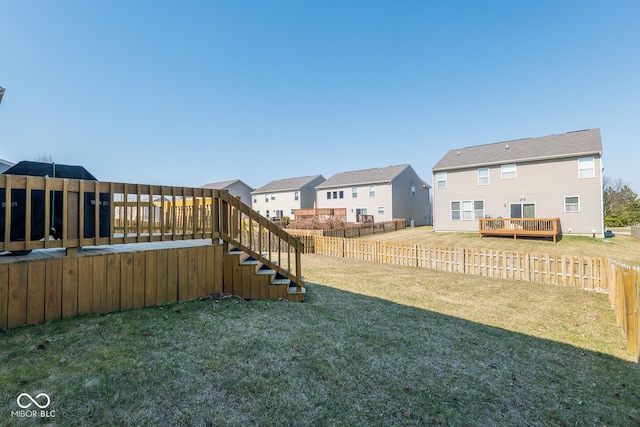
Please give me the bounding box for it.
[1,1,639,191]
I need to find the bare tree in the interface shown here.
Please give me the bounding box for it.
[35,154,55,163]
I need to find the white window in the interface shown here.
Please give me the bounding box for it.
[291,209,295,215]
[253,196,257,204]
[339,191,344,199]
[265,194,269,203]
[411,185,416,196]
[271,194,275,201]
[294,191,299,201]
[451,200,484,220]
[326,191,331,199]
[478,168,489,185]
[352,187,357,198]
[369,185,376,197]
[462,201,473,220]
[474,200,484,219]
[377,206,384,214]
[333,191,338,199]
[451,201,460,220]
[501,164,516,179]
[565,196,580,212]
[579,157,595,178]
[266,210,269,217]
[437,172,447,188]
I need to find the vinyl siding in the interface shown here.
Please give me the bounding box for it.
[433,156,603,235]
[317,184,393,223]
[391,167,431,226]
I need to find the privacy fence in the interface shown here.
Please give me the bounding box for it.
[632,226,640,240]
[311,236,640,361]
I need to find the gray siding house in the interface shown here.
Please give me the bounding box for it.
[432,129,604,236]
[201,179,254,204]
[0,158,14,174]
[316,164,431,225]
[252,175,325,219]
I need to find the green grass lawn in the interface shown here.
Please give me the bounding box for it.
[1,254,638,426]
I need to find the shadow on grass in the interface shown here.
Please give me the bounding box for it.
[0,282,638,426]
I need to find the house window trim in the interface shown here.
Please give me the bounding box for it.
[578,157,595,179]
[377,206,385,215]
[478,168,490,186]
[294,191,299,201]
[501,164,516,180]
[351,187,358,198]
[437,172,447,188]
[451,200,484,220]
[369,185,376,197]
[564,196,580,213]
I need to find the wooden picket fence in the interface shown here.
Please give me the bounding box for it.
[313,236,640,360]
[286,219,406,253]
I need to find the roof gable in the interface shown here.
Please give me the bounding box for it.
[317,164,411,189]
[433,129,602,172]
[201,179,253,191]
[252,175,325,194]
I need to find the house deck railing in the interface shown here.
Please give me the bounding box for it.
[0,174,304,287]
[479,217,561,242]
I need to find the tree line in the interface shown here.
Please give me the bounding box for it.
[604,177,640,226]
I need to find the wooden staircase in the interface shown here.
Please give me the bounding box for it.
[222,246,306,302]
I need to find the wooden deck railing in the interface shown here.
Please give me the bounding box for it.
[0,174,304,287]
[479,217,561,242]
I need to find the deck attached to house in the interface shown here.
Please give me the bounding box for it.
[478,217,561,243]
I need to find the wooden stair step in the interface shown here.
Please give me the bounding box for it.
[256,263,276,275]
[239,254,259,265]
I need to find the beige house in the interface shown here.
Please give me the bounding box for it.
[251,175,325,220]
[432,129,604,236]
[316,164,431,225]
[201,179,254,204]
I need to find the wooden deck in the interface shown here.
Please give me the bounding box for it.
[1,175,307,330]
[478,217,561,243]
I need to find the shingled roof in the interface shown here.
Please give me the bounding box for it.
[252,175,325,194]
[316,164,414,189]
[201,179,253,190]
[432,129,602,172]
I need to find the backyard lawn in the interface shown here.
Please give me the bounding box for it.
[1,252,638,426]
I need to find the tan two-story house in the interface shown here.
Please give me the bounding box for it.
[316,164,431,225]
[432,129,604,236]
